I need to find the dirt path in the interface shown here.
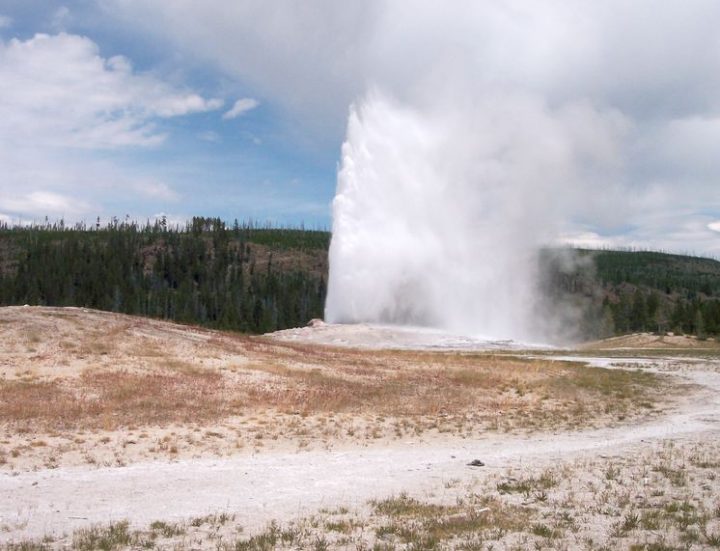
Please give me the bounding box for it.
[2,356,719,542]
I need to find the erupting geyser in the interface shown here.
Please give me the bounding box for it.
[325,89,623,342]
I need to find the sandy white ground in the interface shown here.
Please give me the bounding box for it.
[268,321,553,350]
[271,322,720,352]
[2,352,719,542]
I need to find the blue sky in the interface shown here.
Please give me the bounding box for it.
[0,1,339,228]
[1,1,720,256]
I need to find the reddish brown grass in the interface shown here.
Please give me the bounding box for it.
[0,370,231,431]
[0,352,663,432]
[0,308,669,434]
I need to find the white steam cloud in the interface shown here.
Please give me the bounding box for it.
[108,1,720,257]
[317,1,720,342]
[100,1,720,337]
[325,89,627,341]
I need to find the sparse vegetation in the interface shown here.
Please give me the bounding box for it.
[2,437,719,550]
[0,308,670,468]
[72,521,136,550]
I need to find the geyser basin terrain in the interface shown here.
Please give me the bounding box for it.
[3,307,720,550]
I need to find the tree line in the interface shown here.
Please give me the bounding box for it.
[1,219,718,338]
[0,218,328,333]
[544,248,720,339]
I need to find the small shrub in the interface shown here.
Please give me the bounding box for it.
[73,521,134,551]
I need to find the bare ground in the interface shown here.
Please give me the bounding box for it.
[1,307,719,549]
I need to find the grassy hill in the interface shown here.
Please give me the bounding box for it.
[1,218,718,338]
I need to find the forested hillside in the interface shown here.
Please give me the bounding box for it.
[1,218,718,338]
[543,248,720,339]
[0,218,327,334]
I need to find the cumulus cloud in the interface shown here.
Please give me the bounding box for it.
[103,1,374,139]
[223,98,259,120]
[0,31,221,221]
[2,191,94,218]
[0,33,223,149]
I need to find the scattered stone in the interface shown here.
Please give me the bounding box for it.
[467,459,485,467]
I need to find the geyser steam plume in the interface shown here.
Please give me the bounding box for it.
[325,89,624,342]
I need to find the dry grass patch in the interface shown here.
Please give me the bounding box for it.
[239,349,667,430]
[0,343,667,435]
[369,493,533,548]
[0,369,231,431]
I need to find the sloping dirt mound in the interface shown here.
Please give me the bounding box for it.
[0,305,251,382]
[580,332,720,350]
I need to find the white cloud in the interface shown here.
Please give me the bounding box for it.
[0,31,221,221]
[198,130,221,142]
[557,232,614,250]
[0,32,223,149]
[131,180,179,201]
[2,191,93,217]
[555,211,720,257]
[223,98,259,120]
[104,2,720,135]
[154,95,224,118]
[0,15,11,29]
[51,6,71,30]
[103,1,373,139]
